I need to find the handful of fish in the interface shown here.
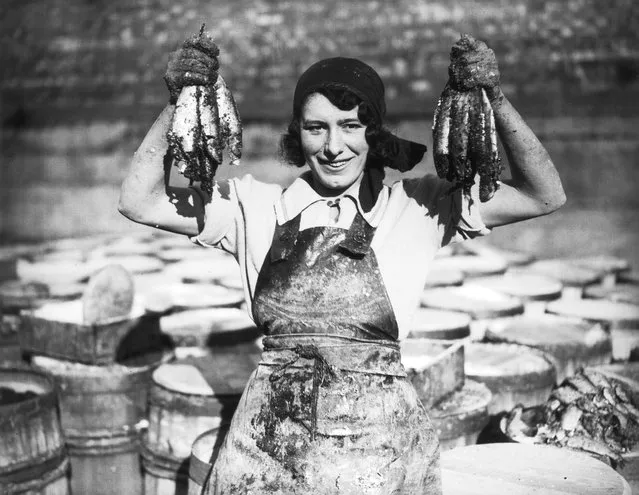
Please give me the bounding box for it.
[432,35,503,202]
[167,29,242,197]
[502,367,639,468]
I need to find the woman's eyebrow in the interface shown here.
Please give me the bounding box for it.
[337,118,362,125]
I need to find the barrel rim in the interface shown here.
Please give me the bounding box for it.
[0,455,70,491]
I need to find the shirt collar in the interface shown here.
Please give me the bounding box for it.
[275,170,388,227]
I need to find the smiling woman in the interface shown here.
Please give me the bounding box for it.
[118,37,565,495]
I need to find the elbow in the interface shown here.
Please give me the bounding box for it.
[117,187,147,224]
[539,184,567,215]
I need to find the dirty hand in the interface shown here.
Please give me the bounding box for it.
[448,34,501,101]
[164,32,220,104]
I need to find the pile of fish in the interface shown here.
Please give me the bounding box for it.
[432,34,503,202]
[502,368,639,467]
[167,27,242,197]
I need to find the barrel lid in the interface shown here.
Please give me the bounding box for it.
[453,241,536,267]
[420,286,524,319]
[423,266,465,288]
[430,379,492,417]
[465,342,554,378]
[429,255,508,278]
[156,247,231,263]
[0,280,50,309]
[546,298,639,326]
[16,258,96,284]
[163,257,240,283]
[584,283,639,306]
[400,338,464,372]
[515,260,602,287]
[89,255,164,275]
[46,282,85,300]
[441,443,631,495]
[408,308,471,339]
[93,236,157,257]
[153,363,216,396]
[485,314,607,347]
[31,297,146,325]
[566,255,630,275]
[619,270,639,285]
[160,307,256,337]
[154,349,259,396]
[465,273,563,302]
[143,283,243,313]
[217,273,244,291]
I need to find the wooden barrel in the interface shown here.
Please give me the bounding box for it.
[0,280,50,314]
[452,241,536,267]
[187,426,231,495]
[0,456,70,495]
[619,270,639,285]
[15,259,96,286]
[484,314,612,383]
[465,342,557,414]
[516,259,602,300]
[429,379,492,451]
[0,367,66,477]
[408,308,472,340]
[143,283,244,314]
[546,298,639,361]
[163,256,240,285]
[0,314,22,364]
[567,255,631,289]
[400,338,465,408]
[143,350,258,495]
[20,299,168,365]
[498,404,639,494]
[428,255,508,278]
[423,266,465,288]
[87,255,165,275]
[420,286,524,340]
[585,283,639,306]
[159,307,259,354]
[466,272,563,315]
[32,350,172,495]
[441,443,631,494]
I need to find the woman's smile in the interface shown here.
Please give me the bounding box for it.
[300,93,369,196]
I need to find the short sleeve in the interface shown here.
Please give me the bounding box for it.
[189,179,240,252]
[403,174,491,247]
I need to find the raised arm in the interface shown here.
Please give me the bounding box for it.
[442,36,566,229]
[118,103,205,236]
[118,30,221,236]
[478,88,566,228]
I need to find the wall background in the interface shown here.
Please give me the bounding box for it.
[1,0,638,266]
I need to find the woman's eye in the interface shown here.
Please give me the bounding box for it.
[344,123,363,131]
[303,125,324,134]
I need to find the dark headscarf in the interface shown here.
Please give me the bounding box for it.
[293,57,427,172]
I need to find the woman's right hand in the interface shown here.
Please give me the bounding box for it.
[164,32,220,104]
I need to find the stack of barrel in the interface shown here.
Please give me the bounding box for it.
[412,240,639,493]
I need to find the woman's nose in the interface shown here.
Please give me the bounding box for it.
[324,130,344,158]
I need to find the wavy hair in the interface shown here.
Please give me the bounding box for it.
[278,86,398,170]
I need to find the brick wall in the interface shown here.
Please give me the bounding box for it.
[2,0,639,128]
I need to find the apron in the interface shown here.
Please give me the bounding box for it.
[204,212,441,494]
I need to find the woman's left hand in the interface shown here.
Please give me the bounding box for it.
[448,35,501,100]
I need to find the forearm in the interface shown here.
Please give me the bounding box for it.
[118,104,175,222]
[491,89,566,210]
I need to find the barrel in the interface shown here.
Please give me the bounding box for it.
[452,241,536,267]
[1,314,22,364]
[0,280,50,314]
[159,307,259,356]
[400,338,465,408]
[546,298,639,361]
[163,256,241,285]
[20,299,167,365]
[143,349,258,495]
[428,254,508,279]
[465,342,557,414]
[420,286,524,340]
[429,379,492,451]
[187,425,231,495]
[408,308,472,340]
[620,270,639,285]
[585,283,639,306]
[484,314,612,383]
[441,443,631,494]
[567,255,631,289]
[0,367,70,494]
[32,350,173,495]
[465,272,563,315]
[515,259,602,300]
[88,254,165,275]
[143,283,244,314]
[423,266,465,288]
[496,403,639,494]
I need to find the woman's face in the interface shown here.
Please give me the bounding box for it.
[300,93,369,196]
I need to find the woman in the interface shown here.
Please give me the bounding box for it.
[119,37,565,494]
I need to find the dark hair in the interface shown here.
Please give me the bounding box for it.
[278,86,399,170]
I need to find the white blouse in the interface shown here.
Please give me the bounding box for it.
[191,171,490,339]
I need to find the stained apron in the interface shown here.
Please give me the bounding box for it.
[204,212,441,494]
